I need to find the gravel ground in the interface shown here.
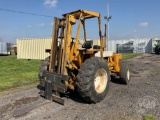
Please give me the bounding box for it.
[0,53,160,120]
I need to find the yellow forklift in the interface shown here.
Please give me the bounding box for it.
[38,10,130,104]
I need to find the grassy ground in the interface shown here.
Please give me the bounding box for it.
[0,53,41,90]
[144,114,155,120]
[122,53,141,60]
[0,52,141,91]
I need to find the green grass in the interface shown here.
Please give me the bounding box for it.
[0,53,41,90]
[122,53,141,60]
[144,114,155,120]
[0,52,141,91]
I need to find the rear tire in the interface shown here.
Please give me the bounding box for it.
[76,57,110,103]
[119,61,130,84]
[38,57,49,81]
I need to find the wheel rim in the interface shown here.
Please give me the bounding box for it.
[94,68,108,93]
[127,69,130,80]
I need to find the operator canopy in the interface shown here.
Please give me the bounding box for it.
[62,10,100,19]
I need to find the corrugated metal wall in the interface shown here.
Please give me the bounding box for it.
[0,41,8,54]
[17,38,52,60]
[17,38,94,60]
[17,38,154,60]
[87,38,152,53]
[17,38,87,60]
[108,38,152,53]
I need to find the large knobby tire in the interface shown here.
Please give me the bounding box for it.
[38,56,49,81]
[76,57,110,103]
[119,61,130,84]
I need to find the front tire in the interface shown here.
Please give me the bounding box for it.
[76,57,110,103]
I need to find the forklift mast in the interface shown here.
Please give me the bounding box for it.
[49,10,103,75]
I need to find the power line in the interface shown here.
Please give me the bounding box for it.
[0,8,106,21]
[0,8,53,18]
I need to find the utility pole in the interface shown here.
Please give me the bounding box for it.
[104,3,112,51]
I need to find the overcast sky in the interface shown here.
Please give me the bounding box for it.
[0,0,160,43]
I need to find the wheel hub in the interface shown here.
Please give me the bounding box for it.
[127,69,130,80]
[94,68,108,93]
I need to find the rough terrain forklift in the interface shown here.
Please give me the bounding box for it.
[38,10,130,105]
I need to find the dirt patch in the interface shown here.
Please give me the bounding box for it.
[0,96,41,119]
